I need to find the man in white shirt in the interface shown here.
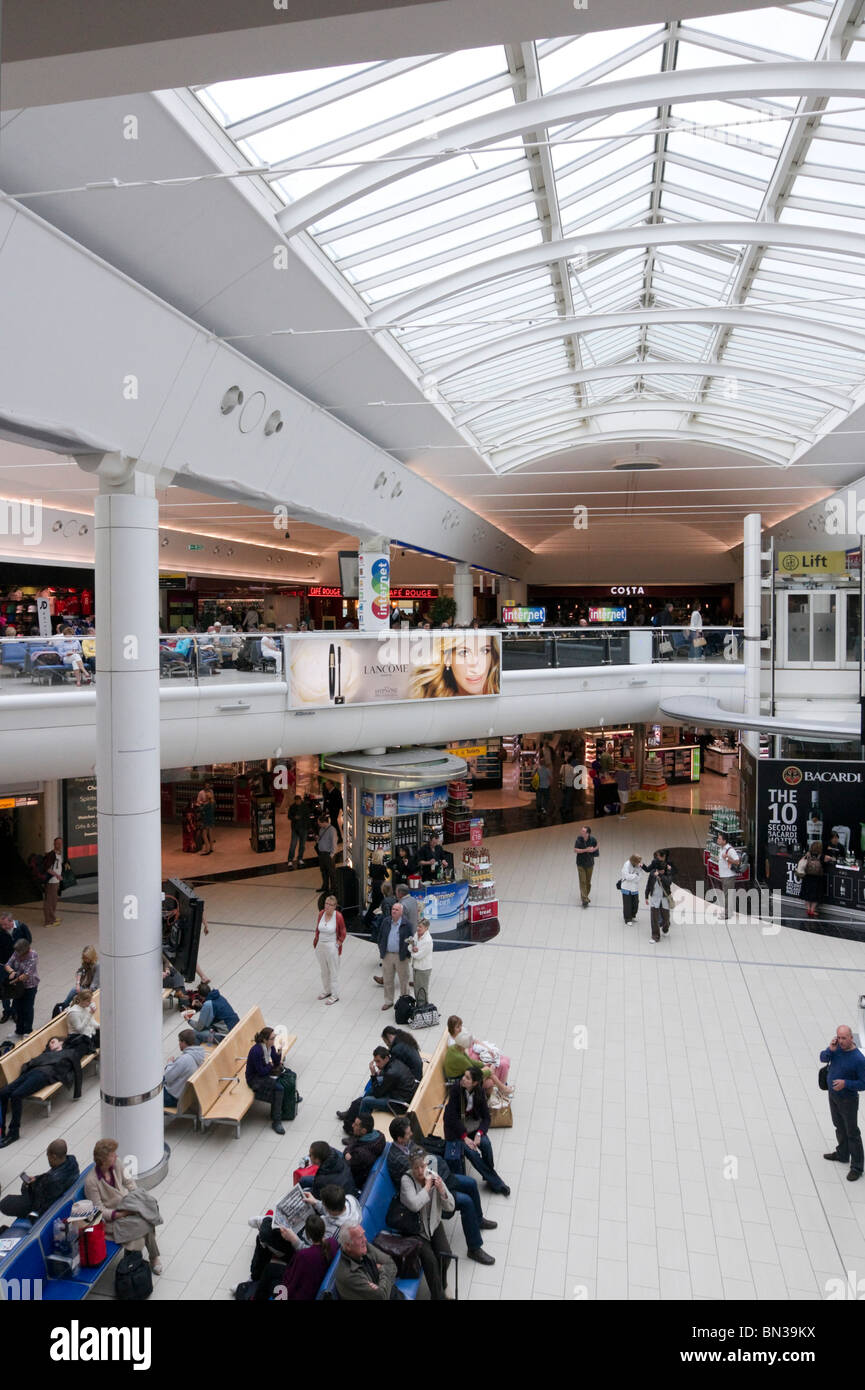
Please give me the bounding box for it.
[715,831,741,919]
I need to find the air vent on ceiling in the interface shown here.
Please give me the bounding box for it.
[613,461,661,472]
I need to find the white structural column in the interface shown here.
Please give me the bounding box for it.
[453,563,474,626]
[743,513,763,761]
[93,460,166,1182]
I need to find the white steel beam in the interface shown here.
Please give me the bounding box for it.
[277,61,865,235]
[367,221,865,326]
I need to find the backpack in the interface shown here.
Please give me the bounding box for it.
[394,994,415,1026]
[280,1067,301,1121]
[115,1249,153,1300]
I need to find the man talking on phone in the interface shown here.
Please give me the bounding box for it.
[821,1024,865,1181]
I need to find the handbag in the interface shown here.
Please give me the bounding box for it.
[60,866,77,891]
[372,1231,422,1279]
[615,879,622,891]
[692,633,707,647]
[658,638,673,655]
[795,856,808,878]
[488,1099,513,1129]
[412,988,440,1031]
[385,1194,420,1237]
[818,1065,829,1092]
[78,1221,107,1267]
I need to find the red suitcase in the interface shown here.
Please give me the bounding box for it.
[79,1223,107,1267]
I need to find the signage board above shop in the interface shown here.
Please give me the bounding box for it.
[502,606,545,624]
[308,586,343,598]
[391,587,437,601]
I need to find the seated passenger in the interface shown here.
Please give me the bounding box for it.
[0,1137,79,1221]
[0,1035,88,1148]
[182,983,239,1044]
[388,1115,495,1266]
[334,1224,398,1301]
[245,1026,291,1135]
[162,1028,207,1108]
[444,1014,513,1100]
[399,1147,455,1301]
[85,1137,162,1274]
[302,1182,362,1241]
[443,1067,510,1196]
[336,1046,417,1133]
[235,1213,336,1302]
[342,1114,386,1190]
[66,989,99,1047]
[304,1140,358,1198]
[381,1025,423,1082]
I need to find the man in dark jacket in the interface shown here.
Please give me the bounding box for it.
[0,1036,86,1147]
[342,1114,386,1190]
[0,1137,79,1219]
[337,1046,417,1132]
[307,1140,358,1198]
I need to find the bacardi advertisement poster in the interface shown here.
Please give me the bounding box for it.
[757,759,865,909]
[289,632,500,708]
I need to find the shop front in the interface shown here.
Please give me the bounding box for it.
[527,583,736,626]
[757,758,865,915]
[0,562,95,634]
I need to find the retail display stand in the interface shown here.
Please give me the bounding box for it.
[462,846,498,922]
[445,778,472,840]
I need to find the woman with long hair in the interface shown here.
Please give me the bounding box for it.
[443,1068,510,1196]
[381,1025,423,1082]
[246,1027,291,1134]
[410,633,499,699]
[60,944,99,1008]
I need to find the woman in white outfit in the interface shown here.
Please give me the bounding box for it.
[620,854,642,922]
[313,894,346,1005]
[688,601,705,661]
[410,918,434,1001]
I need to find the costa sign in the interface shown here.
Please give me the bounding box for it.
[610,586,644,595]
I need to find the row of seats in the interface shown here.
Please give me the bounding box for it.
[164,1006,296,1136]
[0,1164,119,1301]
[0,999,100,1112]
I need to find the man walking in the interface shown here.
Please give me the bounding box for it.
[287,795,311,870]
[575,825,599,908]
[821,1024,865,1181]
[560,757,576,819]
[316,816,338,896]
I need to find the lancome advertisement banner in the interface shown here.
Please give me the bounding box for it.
[757,758,865,908]
[288,633,501,708]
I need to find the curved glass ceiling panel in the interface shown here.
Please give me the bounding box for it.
[193,3,865,470]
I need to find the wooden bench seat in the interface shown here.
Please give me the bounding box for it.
[184,1007,297,1138]
[0,995,100,1115]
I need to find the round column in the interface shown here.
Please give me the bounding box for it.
[453,563,474,626]
[95,487,166,1183]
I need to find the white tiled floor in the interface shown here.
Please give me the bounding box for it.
[3,808,865,1300]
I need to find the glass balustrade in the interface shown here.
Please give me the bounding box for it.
[0,626,744,694]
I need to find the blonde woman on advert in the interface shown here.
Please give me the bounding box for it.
[409,633,499,699]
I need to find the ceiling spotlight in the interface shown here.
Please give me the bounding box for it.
[284,531,291,540]
[226,547,234,556]
[213,546,221,554]
[78,524,88,536]
[52,519,63,532]
[373,472,388,491]
[264,410,283,436]
[265,556,272,563]
[391,483,403,499]
[161,537,170,547]
[220,386,244,415]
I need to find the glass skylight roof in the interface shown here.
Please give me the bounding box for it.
[194,1,865,471]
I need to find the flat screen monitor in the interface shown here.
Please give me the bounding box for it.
[338,551,359,598]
